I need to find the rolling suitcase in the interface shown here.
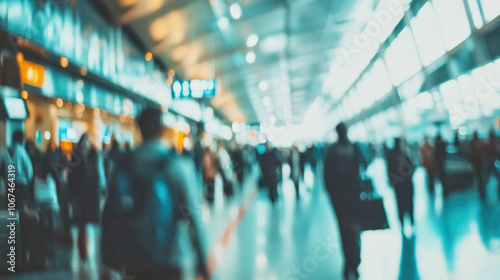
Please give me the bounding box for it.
[444,154,474,194]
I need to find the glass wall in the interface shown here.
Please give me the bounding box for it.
[333,0,500,144]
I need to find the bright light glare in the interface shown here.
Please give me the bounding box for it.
[256,253,267,269]
[230,3,242,20]
[269,115,277,124]
[232,122,240,133]
[246,34,259,47]
[263,96,271,107]
[258,81,268,91]
[246,51,256,64]
[44,131,51,140]
[217,17,229,29]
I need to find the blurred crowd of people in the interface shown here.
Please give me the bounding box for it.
[1,111,499,280]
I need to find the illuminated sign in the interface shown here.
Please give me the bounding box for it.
[19,60,45,88]
[172,80,216,99]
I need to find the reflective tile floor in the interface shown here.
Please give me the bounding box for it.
[3,159,500,280]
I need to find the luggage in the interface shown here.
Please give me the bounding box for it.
[34,175,59,210]
[358,175,389,231]
[444,154,474,194]
[358,197,390,231]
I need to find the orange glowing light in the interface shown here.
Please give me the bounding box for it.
[20,90,28,99]
[56,98,64,108]
[249,130,257,138]
[145,52,153,61]
[16,52,24,62]
[60,57,69,68]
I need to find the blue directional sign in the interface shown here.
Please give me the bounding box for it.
[172,79,217,99]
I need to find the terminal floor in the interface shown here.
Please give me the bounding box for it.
[4,159,500,280]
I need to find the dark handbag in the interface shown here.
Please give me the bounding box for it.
[358,197,389,231]
[358,166,389,231]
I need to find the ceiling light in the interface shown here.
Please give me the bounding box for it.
[258,81,268,92]
[230,3,242,20]
[269,115,277,125]
[218,17,229,29]
[60,56,68,68]
[145,52,153,61]
[246,34,259,48]
[232,122,240,133]
[246,51,256,64]
[263,96,271,107]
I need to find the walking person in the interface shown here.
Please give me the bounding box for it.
[484,130,500,199]
[467,131,486,200]
[39,140,71,238]
[434,134,448,197]
[323,123,368,280]
[4,131,34,213]
[67,133,105,262]
[259,142,282,205]
[420,136,435,194]
[103,137,123,182]
[101,107,208,280]
[202,146,218,204]
[289,146,301,200]
[387,138,416,229]
[217,141,234,199]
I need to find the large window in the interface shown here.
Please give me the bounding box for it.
[368,59,393,101]
[348,88,362,115]
[384,27,422,86]
[467,0,484,29]
[410,2,446,66]
[439,79,463,110]
[432,0,471,50]
[357,76,375,109]
[480,0,500,22]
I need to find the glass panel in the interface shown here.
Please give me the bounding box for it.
[467,0,484,29]
[432,0,471,50]
[368,59,393,101]
[480,0,500,22]
[357,77,372,109]
[410,2,446,66]
[348,88,362,115]
[439,79,462,109]
[384,27,422,86]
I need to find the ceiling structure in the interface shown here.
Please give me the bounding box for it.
[100,0,377,125]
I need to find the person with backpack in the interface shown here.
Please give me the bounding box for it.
[323,123,368,280]
[101,107,209,280]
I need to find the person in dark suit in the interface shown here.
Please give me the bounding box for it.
[434,134,448,196]
[259,142,282,205]
[387,138,416,227]
[289,146,301,199]
[323,123,368,280]
[68,133,105,261]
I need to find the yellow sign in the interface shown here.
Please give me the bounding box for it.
[19,60,45,88]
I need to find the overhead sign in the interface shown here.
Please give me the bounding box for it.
[172,79,216,99]
[19,60,45,88]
